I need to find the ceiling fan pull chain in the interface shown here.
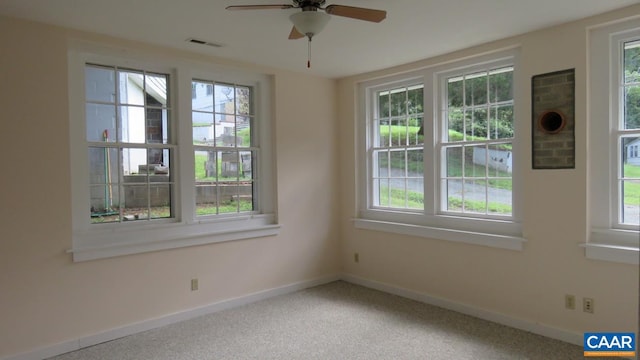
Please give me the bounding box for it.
[307,37,311,68]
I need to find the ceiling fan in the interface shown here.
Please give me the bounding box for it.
[226,1,387,67]
[226,0,386,40]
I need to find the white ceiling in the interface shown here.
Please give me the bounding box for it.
[1,0,638,78]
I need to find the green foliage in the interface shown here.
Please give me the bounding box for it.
[447,68,514,140]
[625,43,640,129]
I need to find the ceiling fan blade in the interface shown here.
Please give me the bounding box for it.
[325,5,386,22]
[288,26,305,40]
[226,4,294,10]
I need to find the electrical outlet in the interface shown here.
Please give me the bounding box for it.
[354,253,359,263]
[191,278,199,291]
[583,297,594,314]
[565,294,576,310]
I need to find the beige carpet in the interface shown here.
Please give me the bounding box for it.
[48,281,600,360]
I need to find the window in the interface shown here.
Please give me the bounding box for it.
[85,65,174,224]
[587,19,640,264]
[440,67,514,217]
[192,80,256,216]
[356,50,524,250]
[372,83,425,210]
[68,42,278,261]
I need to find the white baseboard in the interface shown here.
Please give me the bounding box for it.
[2,274,340,360]
[340,274,583,346]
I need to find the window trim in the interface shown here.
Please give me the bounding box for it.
[586,18,640,265]
[68,40,279,262]
[356,49,524,250]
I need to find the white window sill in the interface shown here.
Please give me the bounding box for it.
[581,229,640,265]
[70,214,280,262]
[353,218,526,251]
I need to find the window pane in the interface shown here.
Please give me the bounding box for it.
[221,151,239,179]
[378,91,390,118]
[489,68,513,103]
[196,184,217,216]
[489,105,514,140]
[407,149,423,176]
[216,84,235,114]
[148,148,170,177]
[239,151,254,180]
[192,81,213,111]
[149,184,171,219]
[86,104,116,142]
[487,143,513,177]
[122,184,148,220]
[119,105,145,143]
[390,88,406,117]
[407,85,423,115]
[448,77,464,107]
[90,185,120,223]
[488,179,512,215]
[406,178,424,210]
[237,116,251,148]
[390,118,407,146]
[121,148,144,175]
[447,108,464,142]
[119,71,144,106]
[444,179,461,212]
[466,146,486,178]
[624,40,640,84]
[464,180,487,214]
[236,86,252,115]
[625,85,640,130]
[195,150,217,180]
[375,150,389,177]
[445,146,463,177]
[376,119,390,147]
[376,179,389,207]
[621,137,640,225]
[408,116,423,146]
[622,180,640,225]
[390,149,406,177]
[89,147,119,220]
[465,73,487,105]
[465,108,487,140]
[147,108,168,145]
[85,65,115,103]
[193,112,214,145]
[145,73,168,107]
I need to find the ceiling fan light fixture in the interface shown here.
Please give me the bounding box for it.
[289,11,330,38]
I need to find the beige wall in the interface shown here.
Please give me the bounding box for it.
[0,16,339,357]
[338,4,639,339]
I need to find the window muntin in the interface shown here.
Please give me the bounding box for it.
[619,40,640,227]
[371,84,424,210]
[192,80,256,216]
[85,64,174,224]
[440,67,514,218]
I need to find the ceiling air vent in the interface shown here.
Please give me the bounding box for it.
[186,38,223,48]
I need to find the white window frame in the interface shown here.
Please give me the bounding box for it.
[68,40,278,262]
[355,49,525,251]
[586,18,640,265]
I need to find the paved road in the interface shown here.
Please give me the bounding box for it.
[380,168,640,225]
[379,168,512,206]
